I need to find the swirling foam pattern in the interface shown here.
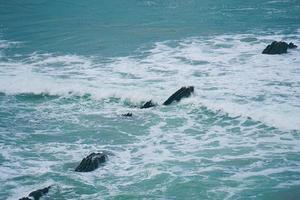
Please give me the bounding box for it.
[0,0,300,199]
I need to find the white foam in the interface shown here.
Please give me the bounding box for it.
[0,39,20,50]
[0,31,299,132]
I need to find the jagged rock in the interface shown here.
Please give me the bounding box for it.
[163,86,194,105]
[140,100,156,109]
[19,186,51,200]
[75,152,108,172]
[262,41,297,54]
[122,112,132,117]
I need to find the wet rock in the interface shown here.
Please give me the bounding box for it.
[19,186,51,200]
[163,86,194,105]
[262,41,297,54]
[75,152,108,172]
[288,42,297,49]
[140,100,156,109]
[262,41,288,54]
[122,112,132,117]
[29,186,51,200]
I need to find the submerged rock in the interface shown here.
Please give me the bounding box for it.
[19,186,51,200]
[122,112,133,117]
[163,86,194,105]
[262,41,297,54]
[140,100,156,109]
[75,152,108,172]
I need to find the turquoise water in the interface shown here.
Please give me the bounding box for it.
[1,1,300,199]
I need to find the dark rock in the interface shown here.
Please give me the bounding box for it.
[140,100,156,109]
[19,186,51,200]
[262,41,297,55]
[163,86,194,105]
[262,41,288,54]
[122,112,132,117]
[29,186,51,200]
[288,42,297,49]
[75,152,108,172]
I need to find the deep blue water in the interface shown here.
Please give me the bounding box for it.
[0,0,300,199]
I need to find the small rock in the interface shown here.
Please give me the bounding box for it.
[75,152,108,172]
[288,42,297,49]
[122,113,132,117]
[140,100,156,109]
[29,186,51,200]
[262,41,297,54]
[19,186,51,200]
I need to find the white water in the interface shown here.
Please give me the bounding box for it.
[1,32,299,130]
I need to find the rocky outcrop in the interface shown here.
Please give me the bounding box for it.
[75,152,108,172]
[19,186,51,200]
[262,41,297,54]
[163,86,194,105]
[139,86,194,108]
[140,100,156,109]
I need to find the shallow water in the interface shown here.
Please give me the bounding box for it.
[1,1,300,199]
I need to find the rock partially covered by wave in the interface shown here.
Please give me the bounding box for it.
[262,41,297,54]
[139,86,194,108]
[163,86,194,105]
[122,112,133,117]
[140,100,156,109]
[75,152,108,172]
[19,186,51,200]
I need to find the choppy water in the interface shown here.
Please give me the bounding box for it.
[1,1,300,199]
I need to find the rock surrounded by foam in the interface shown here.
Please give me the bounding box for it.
[19,186,51,200]
[140,100,156,109]
[75,152,108,172]
[288,42,298,49]
[122,112,133,117]
[163,86,194,105]
[262,41,297,54]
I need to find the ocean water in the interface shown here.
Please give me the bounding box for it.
[1,0,300,199]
